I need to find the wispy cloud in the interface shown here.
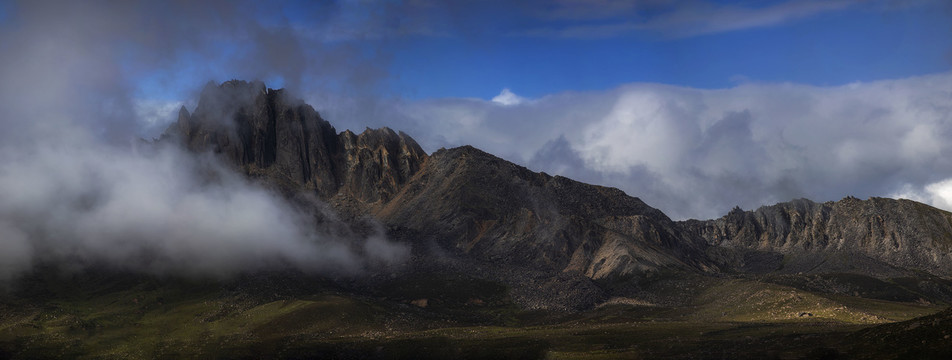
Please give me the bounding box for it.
[522,0,861,39]
[642,0,859,38]
[528,0,649,21]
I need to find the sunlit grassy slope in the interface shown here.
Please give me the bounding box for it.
[0,269,947,359]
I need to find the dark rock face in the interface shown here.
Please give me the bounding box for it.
[168,80,426,206]
[376,146,716,280]
[336,127,426,205]
[681,197,952,277]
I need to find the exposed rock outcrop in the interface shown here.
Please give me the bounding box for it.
[376,146,715,280]
[681,197,952,277]
[167,80,426,208]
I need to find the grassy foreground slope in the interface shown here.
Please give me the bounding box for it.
[0,269,947,359]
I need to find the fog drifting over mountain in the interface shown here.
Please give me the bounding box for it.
[0,0,407,281]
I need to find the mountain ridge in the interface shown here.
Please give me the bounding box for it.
[681,196,952,277]
[164,81,720,285]
[164,80,952,295]
[3,80,951,359]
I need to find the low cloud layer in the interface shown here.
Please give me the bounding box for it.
[385,73,952,220]
[0,140,407,281]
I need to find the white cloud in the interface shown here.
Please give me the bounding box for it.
[928,180,952,210]
[389,72,952,220]
[491,88,527,106]
[894,179,952,211]
[0,137,408,279]
[577,87,698,173]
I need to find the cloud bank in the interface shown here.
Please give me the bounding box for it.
[0,141,408,281]
[387,72,952,220]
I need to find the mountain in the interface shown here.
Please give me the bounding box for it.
[376,145,716,280]
[681,197,952,278]
[166,80,716,285]
[170,80,427,212]
[168,80,952,288]
[3,80,952,359]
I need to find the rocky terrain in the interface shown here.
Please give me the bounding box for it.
[168,81,952,289]
[165,81,724,309]
[375,145,715,280]
[170,80,427,210]
[682,197,952,278]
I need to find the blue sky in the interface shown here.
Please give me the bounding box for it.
[4,0,947,102]
[383,0,952,99]
[2,0,952,219]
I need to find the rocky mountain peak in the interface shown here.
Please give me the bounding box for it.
[165,81,426,207]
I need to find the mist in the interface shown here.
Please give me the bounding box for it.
[0,0,409,281]
[1,140,412,280]
[0,118,410,282]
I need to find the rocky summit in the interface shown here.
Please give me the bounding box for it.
[169,80,426,209]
